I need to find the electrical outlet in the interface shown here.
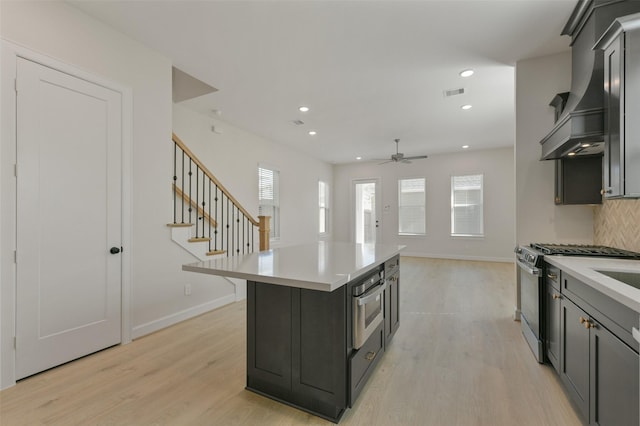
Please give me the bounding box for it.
[184,283,191,296]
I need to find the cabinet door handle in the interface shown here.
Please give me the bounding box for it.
[547,273,557,280]
[585,320,597,329]
[601,188,613,195]
[552,293,561,300]
[579,316,587,325]
[365,351,376,361]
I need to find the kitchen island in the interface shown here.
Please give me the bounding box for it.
[183,241,404,423]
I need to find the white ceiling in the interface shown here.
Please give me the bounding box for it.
[70,0,576,164]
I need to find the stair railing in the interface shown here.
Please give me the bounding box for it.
[169,133,269,255]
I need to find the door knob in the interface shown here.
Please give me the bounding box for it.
[110,247,121,254]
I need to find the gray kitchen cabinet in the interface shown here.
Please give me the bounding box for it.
[558,272,639,425]
[560,297,590,421]
[247,281,348,422]
[545,264,561,372]
[246,258,400,422]
[590,317,639,425]
[554,156,603,205]
[596,13,640,198]
[384,255,400,346]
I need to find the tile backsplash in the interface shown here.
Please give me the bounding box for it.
[594,198,640,252]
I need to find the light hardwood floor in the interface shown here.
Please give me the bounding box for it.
[0,257,582,426]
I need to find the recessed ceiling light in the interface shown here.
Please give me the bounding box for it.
[461,104,473,110]
[568,152,576,156]
[308,130,317,136]
[299,106,310,112]
[581,143,591,148]
[462,145,470,149]
[460,69,474,78]
[356,156,362,160]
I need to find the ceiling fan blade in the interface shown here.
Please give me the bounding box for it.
[403,155,428,160]
[401,159,412,164]
[378,159,394,165]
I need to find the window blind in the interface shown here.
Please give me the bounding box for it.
[258,166,279,238]
[451,174,483,236]
[398,178,426,235]
[319,181,329,234]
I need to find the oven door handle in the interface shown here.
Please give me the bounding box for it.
[357,282,386,306]
[516,258,539,276]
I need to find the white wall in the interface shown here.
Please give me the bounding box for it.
[172,104,333,247]
[515,52,594,245]
[0,1,331,389]
[333,147,516,262]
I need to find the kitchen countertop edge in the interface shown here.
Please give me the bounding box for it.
[182,242,406,292]
[545,255,640,313]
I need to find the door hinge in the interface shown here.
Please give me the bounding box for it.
[14,164,17,178]
[14,78,18,93]
[14,337,17,349]
[14,250,17,263]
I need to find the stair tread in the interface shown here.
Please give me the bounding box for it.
[206,250,226,256]
[166,223,194,228]
[188,237,211,242]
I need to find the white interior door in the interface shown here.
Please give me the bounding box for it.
[353,179,381,244]
[15,57,122,379]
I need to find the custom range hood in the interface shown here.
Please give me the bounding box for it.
[540,0,640,160]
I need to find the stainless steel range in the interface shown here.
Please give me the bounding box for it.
[515,243,640,363]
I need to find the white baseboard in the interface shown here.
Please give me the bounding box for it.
[400,252,514,263]
[131,294,236,339]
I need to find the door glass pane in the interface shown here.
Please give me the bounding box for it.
[355,182,376,244]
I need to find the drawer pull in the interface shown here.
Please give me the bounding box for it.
[365,351,376,361]
[552,293,561,300]
[547,273,558,280]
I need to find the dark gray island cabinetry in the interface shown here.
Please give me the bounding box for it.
[183,242,404,423]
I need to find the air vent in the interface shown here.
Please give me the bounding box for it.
[444,88,465,97]
[291,119,305,126]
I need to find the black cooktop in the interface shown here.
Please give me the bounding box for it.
[530,243,640,259]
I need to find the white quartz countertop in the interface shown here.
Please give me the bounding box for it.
[183,241,405,292]
[545,256,640,313]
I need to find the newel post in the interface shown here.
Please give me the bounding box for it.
[258,216,271,251]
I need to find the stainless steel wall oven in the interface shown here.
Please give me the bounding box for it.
[352,269,386,350]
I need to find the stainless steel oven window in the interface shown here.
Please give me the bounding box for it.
[353,281,386,349]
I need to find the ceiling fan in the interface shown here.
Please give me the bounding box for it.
[378,139,428,164]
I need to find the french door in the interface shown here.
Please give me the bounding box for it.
[352,179,381,244]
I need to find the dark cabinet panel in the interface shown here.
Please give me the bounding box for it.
[247,282,292,392]
[349,323,384,406]
[560,298,590,421]
[545,281,562,372]
[600,20,640,198]
[385,273,400,344]
[556,272,640,425]
[291,286,347,412]
[554,156,602,205]
[384,256,400,347]
[590,322,639,426]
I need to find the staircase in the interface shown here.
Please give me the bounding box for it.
[167,133,269,262]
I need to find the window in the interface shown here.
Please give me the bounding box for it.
[319,180,329,234]
[451,174,483,236]
[258,166,280,239]
[398,178,426,235]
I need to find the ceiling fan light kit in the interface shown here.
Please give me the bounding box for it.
[378,139,428,165]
